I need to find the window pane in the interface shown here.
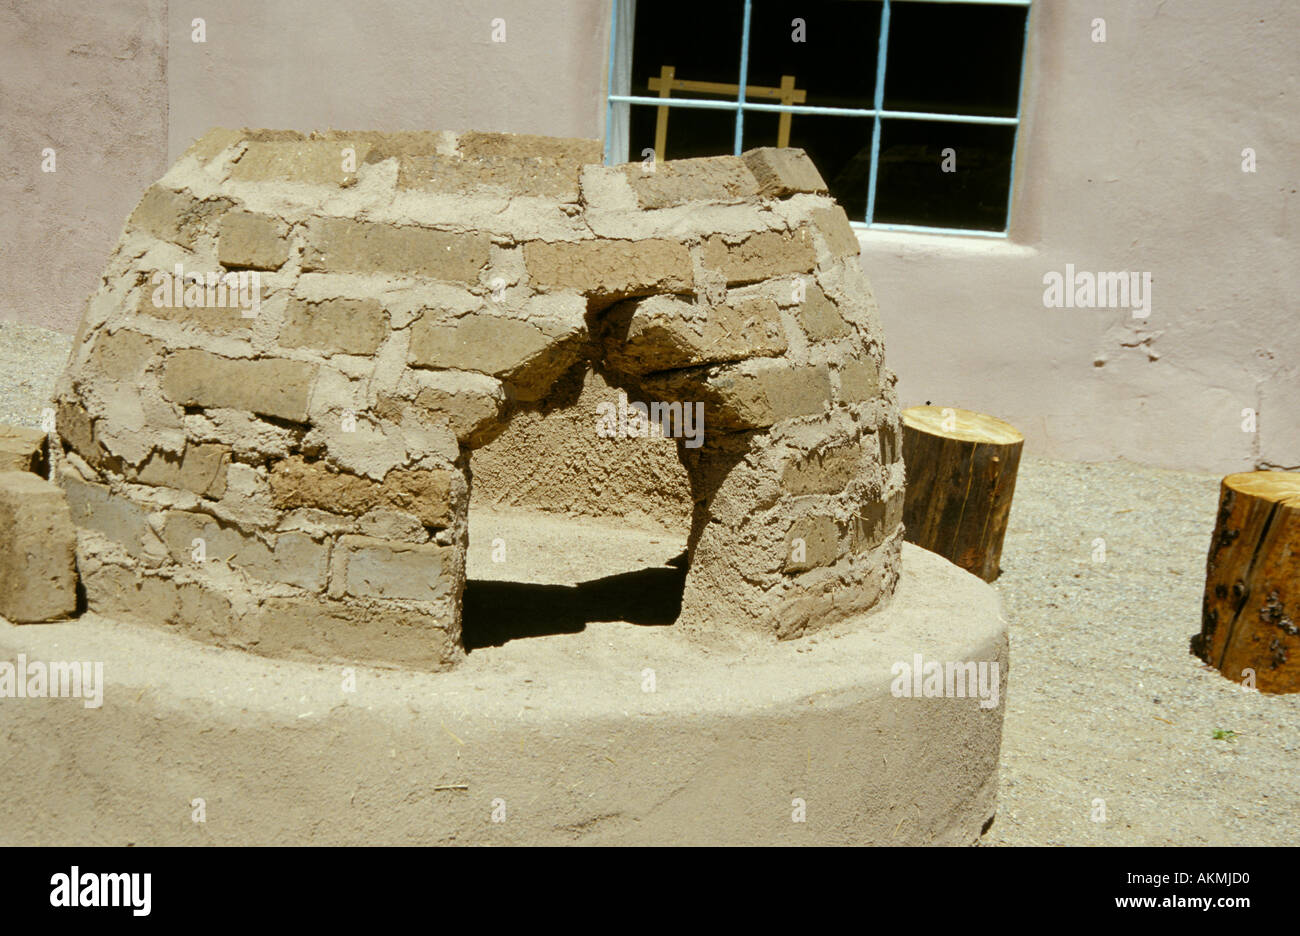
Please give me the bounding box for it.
[872,119,1016,230]
[631,1,745,96]
[629,104,737,162]
[747,1,882,110]
[744,113,873,221]
[883,2,1027,118]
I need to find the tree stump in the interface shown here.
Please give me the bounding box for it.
[901,405,1023,582]
[1194,471,1300,693]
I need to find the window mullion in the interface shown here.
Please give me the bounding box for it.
[734,0,753,155]
[865,0,892,225]
[603,0,634,165]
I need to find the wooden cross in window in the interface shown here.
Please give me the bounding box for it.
[647,65,807,162]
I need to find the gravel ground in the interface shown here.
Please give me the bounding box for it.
[989,458,1300,846]
[3,321,1296,846]
[0,320,71,432]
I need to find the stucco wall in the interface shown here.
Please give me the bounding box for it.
[0,0,168,334]
[2,0,1295,472]
[163,0,610,161]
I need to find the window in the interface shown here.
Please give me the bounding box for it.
[604,0,1031,236]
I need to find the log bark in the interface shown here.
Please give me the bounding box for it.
[900,405,1023,582]
[1195,471,1300,694]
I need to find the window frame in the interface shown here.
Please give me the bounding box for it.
[604,0,1032,238]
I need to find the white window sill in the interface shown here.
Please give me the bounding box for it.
[852,225,1039,260]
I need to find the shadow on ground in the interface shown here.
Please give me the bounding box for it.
[462,555,687,650]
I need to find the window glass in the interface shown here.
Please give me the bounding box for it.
[747,1,883,110]
[883,2,1027,118]
[630,3,745,96]
[873,119,1017,230]
[629,105,737,162]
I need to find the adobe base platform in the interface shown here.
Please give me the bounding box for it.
[0,542,1004,846]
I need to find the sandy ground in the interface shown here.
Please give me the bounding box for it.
[4,321,1297,845]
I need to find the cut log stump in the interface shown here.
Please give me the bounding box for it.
[1194,471,1300,694]
[901,405,1023,582]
